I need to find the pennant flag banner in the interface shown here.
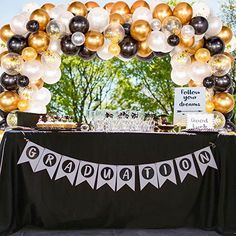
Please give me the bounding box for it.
[17,141,218,192]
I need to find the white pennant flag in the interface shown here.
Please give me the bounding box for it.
[117,165,135,191]
[194,146,217,175]
[156,160,177,188]
[175,154,198,183]
[35,149,62,179]
[76,161,99,189]
[55,156,80,185]
[138,164,158,190]
[96,164,117,191]
[17,141,44,172]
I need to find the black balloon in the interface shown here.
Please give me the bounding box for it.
[122,23,131,35]
[225,86,234,95]
[214,74,232,92]
[69,16,89,34]
[119,37,138,59]
[167,35,180,46]
[203,76,215,89]
[137,52,155,62]
[154,51,169,58]
[224,111,234,120]
[224,121,236,132]
[205,36,225,55]
[7,35,27,54]
[190,16,209,35]
[26,20,40,33]
[0,84,4,93]
[61,35,81,55]
[0,73,18,91]
[78,46,96,60]
[17,75,30,88]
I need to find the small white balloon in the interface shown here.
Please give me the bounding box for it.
[22,60,43,81]
[33,87,52,105]
[171,68,190,86]
[71,32,85,46]
[225,36,236,53]
[10,14,28,35]
[48,40,63,55]
[26,101,47,114]
[206,16,222,37]
[192,1,211,19]
[58,11,74,34]
[42,67,61,84]
[181,25,195,39]
[147,31,167,52]
[132,7,153,23]
[22,2,40,13]
[188,62,212,83]
[41,51,61,68]
[97,40,114,60]
[151,19,161,31]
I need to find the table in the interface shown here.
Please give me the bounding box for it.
[0,130,236,235]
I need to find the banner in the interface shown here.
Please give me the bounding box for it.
[17,141,218,192]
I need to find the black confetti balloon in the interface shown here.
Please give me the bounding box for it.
[190,16,209,35]
[205,36,225,55]
[119,37,138,59]
[7,35,27,54]
[0,73,18,91]
[61,35,81,55]
[26,20,40,33]
[203,76,215,89]
[167,35,180,46]
[69,16,89,34]
[17,75,30,88]
[78,46,96,60]
[214,74,232,92]
[122,23,131,35]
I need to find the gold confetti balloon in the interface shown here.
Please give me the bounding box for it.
[1,53,24,75]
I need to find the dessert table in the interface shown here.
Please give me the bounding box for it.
[0,130,236,235]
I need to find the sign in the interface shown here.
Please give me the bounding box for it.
[187,113,214,130]
[174,88,206,126]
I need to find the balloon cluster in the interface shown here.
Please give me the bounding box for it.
[0,1,235,129]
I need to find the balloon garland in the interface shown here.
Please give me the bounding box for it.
[0,1,235,128]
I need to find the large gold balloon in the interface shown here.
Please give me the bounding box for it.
[30,9,50,31]
[28,31,50,53]
[110,13,125,25]
[85,1,100,11]
[68,2,88,16]
[85,31,104,52]
[137,40,152,57]
[30,78,44,89]
[0,91,20,112]
[17,100,29,112]
[111,1,131,16]
[206,100,215,113]
[130,0,150,14]
[217,26,233,44]
[179,35,195,49]
[104,2,114,12]
[213,92,235,114]
[185,38,204,54]
[153,3,172,22]
[108,43,121,56]
[0,24,14,43]
[22,47,38,61]
[41,3,55,13]
[194,48,211,63]
[131,20,151,42]
[173,2,193,25]
[224,52,235,67]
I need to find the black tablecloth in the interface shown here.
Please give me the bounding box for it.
[0,130,236,235]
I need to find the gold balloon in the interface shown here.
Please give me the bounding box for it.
[130,20,151,42]
[30,79,44,89]
[137,40,152,57]
[67,2,88,16]
[108,43,121,56]
[22,47,38,61]
[185,38,204,54]
[0,91,20,113]
[110,13,125,25]
[85,1,100,10]
[111,1,131,16]
[213,92,235,114]
[131,0,150,14]
[194,48,211,63]
[206,100,215,113]
[217,26,233,44]
[85,31,104,52]
[188,79,202,87]
[179,35,195,49]
[30,9,50,31]
[1,53,24,75]
[17,100,29,112]
[224,52,235,67]
[191,56,197,63]
[173,2,193,25]
[0,24,14,43]
[153,3,173,22]
[28,31,50,53]
[104,2,114,12]
[41,3,55,13]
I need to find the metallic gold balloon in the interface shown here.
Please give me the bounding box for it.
[185,38,204,54]
[224,52,235,67]
[194,48,211,63]
[179,35,195,49]
[68,2,88,16]
[217,26,233,44]
[85,1,100,11]
[213,92,235,114]
[206,100,215,113]
[110,13,125,25]
[22,47,38,61]
[30,78,44,89]
[41,3,55,13]
[17,100,29,112]
[104,2,114,12]
[0,24,14,43]
[108,43,121,56]
[28,31,50,53]
[131,0,150,14]
[137,40,152,57]
[153,3,173,22]
[0,91,20,112]
[131,20,151,42]
[111,1,131,16]
[173,2,193,25]
[85,31,105,51]
[30,9,50,31]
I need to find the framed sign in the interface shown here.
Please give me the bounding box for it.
[187,113,214,129]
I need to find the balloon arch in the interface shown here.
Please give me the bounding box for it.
[0,1,235,122]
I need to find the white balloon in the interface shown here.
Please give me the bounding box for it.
[22,2,40,13]
[48,40,63,55]
[147,31,167,52]
[171,51,191,69]
[33,87,52,105]
[169,46,183,57]
[97,40,114,60]
[58,11,74,34]
[162,42,174,53]
[194,34,205,41]
[42,67,61,84]
[188,62,212,83]
[171,68,190,86]
[151,19,161,31]
[26,101,47,114]
[206,16,223,37]
[10,13,28,35]
[49,5,66,19]
[87,7,109,33]
[71,32,85,46]
[192,1,211,19]
[181,25,195,39]
[41,51,61,68]
[225,36,236,53]
[132,7,153,23]
[22,60,43,81]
